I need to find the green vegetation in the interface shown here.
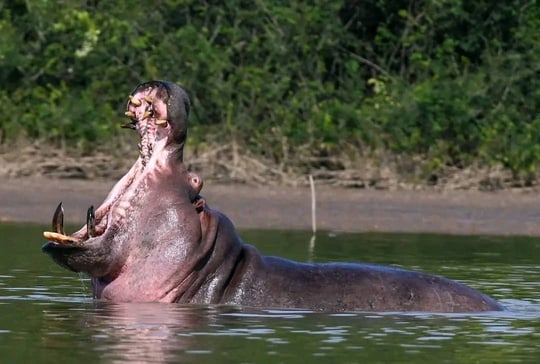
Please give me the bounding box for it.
[1,1,539,181]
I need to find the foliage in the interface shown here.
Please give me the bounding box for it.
[1,0,539,178]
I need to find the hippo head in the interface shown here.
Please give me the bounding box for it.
[42,81,211,302]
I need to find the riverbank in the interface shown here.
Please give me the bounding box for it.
[2,176,540,236]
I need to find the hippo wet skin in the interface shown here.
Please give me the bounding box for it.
[42,81,504,313]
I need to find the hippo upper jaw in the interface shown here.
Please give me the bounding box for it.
[124,80,190,163]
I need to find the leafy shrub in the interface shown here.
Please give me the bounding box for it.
[1,1,539,177]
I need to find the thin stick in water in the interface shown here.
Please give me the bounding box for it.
[309,174,316,257]
[309,174,317,235]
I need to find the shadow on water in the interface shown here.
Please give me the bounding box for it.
[1,222,540,363]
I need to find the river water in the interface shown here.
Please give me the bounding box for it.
[1,222,539,363]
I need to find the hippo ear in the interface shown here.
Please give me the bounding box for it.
[160,81,190,158]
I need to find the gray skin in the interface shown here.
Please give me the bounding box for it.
[43,81,504,312]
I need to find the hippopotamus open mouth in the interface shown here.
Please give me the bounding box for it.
[42,81,205,301]
[42,80,504,312]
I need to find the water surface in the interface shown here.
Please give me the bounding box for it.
[1,222,539,363]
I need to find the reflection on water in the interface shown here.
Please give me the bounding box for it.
[1,222,540,363]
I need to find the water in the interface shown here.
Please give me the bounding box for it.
[1,222,540,363]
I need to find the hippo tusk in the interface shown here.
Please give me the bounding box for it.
[44,202,82,244]
[155,119,168,127]
[87,205,96,238]
[43,231,81,245]
[52,202,65,235]
[129,95,142,106]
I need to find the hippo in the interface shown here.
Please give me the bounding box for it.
[42,80,504,312]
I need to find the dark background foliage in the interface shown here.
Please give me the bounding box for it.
[1,0,539,179]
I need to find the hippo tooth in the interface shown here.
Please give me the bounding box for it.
[87,205,96,238]
[155,119,168,127]
[124,111,136,118]
[142,111,152,120]
[129,96,142,106]
[43,231,80,245]
[144,95,153,103]
[52,202,65,235]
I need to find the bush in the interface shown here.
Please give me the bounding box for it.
[1,1,539,178]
